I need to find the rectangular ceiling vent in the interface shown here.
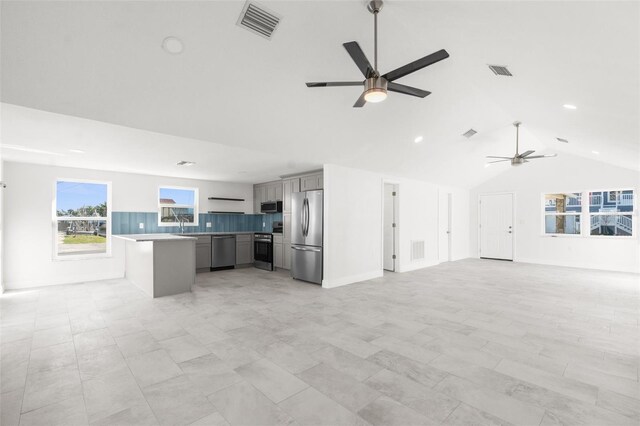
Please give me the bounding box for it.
[411,240,425,262]
[462,129,477,138]
[237,1,281,40]
[556,137,569,143]
[488,65,513,76]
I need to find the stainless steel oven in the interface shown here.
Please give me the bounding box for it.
[254,232,273,271]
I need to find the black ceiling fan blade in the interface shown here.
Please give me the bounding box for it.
[353,92,367,108]
[343,42,375,78]
[382,49,450,82]
[518,150,535,158]
[306,81,364,87]
[387,82,431,98]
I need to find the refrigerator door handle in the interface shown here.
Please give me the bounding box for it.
[291,246,321,252]
[300,198,306,238]
[304,197,310,236]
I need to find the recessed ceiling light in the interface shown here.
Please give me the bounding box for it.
[69,149,85,154]
[563,104,577,110]
[591,150,600,155]
[162,36,184,54]
[176,160,195,166]
[414,136,423,143]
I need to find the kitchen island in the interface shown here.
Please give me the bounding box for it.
[115,234,197,298]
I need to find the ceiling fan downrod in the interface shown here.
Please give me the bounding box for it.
[368,0,384,75]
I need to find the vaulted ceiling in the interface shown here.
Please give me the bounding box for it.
[1,1,638,187]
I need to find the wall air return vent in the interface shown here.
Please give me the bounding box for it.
[556,137,569,143]
[462,129,477,138]
[411,240,425,262]
[488,65,512,76]
[237,1,281,40]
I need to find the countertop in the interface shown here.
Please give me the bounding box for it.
[114,234,198,242]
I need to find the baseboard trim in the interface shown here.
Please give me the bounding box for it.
[322,270,383,289]
[4,273,125,291]
[516,257,639,274]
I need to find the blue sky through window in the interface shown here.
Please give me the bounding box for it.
[159,188,195,205]
[57,181,107,211]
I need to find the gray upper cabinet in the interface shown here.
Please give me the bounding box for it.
[282,178,300,213]
[300,173,323,192]
[253,181,283,213]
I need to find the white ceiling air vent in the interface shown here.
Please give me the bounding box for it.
[556,137,569,143]
[237,1,281,40]
[488,65,512,76]
[462,129,477,138]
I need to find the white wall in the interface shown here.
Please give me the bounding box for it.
[323,165,384,288]
[470,154,640,273]
[3,161,253,289]
[323,164,470,288]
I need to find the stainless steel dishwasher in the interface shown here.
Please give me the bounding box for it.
[211,235,236,270]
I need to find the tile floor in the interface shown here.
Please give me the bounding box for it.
[1,259,638,426]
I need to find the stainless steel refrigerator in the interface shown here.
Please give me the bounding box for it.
[291,190,323,284]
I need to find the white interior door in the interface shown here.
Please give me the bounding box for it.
[480,193,514,260]
[383,184,396,271]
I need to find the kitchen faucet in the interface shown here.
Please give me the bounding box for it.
[173,212,186,234]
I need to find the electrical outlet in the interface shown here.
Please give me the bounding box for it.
[206,222,212,228]
[262,221,266,228]
[139,223,144,229]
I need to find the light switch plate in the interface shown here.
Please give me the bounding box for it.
[206,222,212,228]
[139,223,144,229]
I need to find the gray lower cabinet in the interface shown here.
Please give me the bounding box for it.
[195,236,212,270]
[283,244,291,270]
[273,235,284,269]
[236,234,253,265]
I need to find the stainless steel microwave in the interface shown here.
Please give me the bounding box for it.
[260,200,282,213]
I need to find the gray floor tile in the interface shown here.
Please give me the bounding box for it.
[279,387,369,426]
[82,367,147,423]
[179,353,243,397]
[143,375,218,426]
[208,381,296,426]
[297,363,380,412]
[358,396,433,426]
[235,358,308,403]
[18,395,88,426]
[126,349,183,388]
[160,334,210,363]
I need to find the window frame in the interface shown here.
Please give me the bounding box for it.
[541,192,583,237]
[53,178,112,261]
[157,185,199,227]
[588,189,635,239]
[541,188,636,239]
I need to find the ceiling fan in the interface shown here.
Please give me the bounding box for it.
[305,0,449,108]
[487,122,557,166]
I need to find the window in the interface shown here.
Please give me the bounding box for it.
[55,180,111,258]
[589,190,634,236]
[542,189,635,237]
[158,186,198,226]
[543,192,582,235]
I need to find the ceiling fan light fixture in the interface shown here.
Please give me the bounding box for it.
[363,77,388,103]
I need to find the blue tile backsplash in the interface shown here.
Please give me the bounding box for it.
[112,212,282,235]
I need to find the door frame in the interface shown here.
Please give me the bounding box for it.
[382,181,399,272]
[478,192,516,261]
